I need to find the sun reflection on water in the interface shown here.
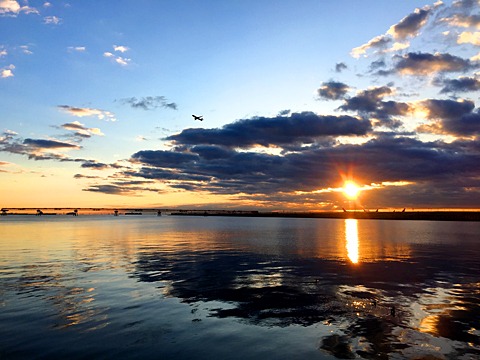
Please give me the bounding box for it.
[345,219,359,264]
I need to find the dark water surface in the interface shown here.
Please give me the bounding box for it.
[1,216,479,359]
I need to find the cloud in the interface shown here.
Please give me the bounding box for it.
[58,105,116,121]
[0,0,38,16]
[68,46,86,52]
[124,133,480,207]
[103,51,131,66]
[23,138,80,150]
[351,35,392,58]
[113,45,129,53]
[80,161,110,170]
[457,31,480,45]
[20,45,32,55]
[1,64,14,78]
[60,121,104,138]
[335,62,347,72]
[338,86,409,127]
[120,96,178,111]
[440,13,480,28]
[43,15,62,25]
[387,6,432,40]
[104,45,131,66]
[165,112,372,148]
[416,98,480,136]
[435,76,480,93]
[392,52,476,76]
[82,180,158,195]
[316,81,350,101]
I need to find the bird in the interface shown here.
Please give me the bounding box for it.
[192,115,203,121]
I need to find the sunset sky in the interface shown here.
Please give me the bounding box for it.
[1,0,480,210]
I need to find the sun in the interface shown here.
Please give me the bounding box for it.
[343,181,360,199]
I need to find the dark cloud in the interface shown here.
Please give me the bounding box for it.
[335,62,347,72]
[131,150,199,168]
[74,174,101,179]
[83,180,159,195]
[120,96,178,111]
[125,134,480,207]
[436,77,480,94]
[80,161,110,170]
[388,7,432,40]
[392,52,476,76]
[316,81,350,101]
[421,99,474,120]
[82,185,131,195]
[23,138,80,149]
[338,86,409,127]
[419,99,480,136]
[369,59,386,72]
[165,112,372,148]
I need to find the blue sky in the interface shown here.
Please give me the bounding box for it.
[1,0,480,210]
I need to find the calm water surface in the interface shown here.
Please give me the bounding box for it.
[1,216,479,359]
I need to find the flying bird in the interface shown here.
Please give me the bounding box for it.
[192,115,203,121]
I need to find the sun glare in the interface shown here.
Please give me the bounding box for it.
[343,181,360,199]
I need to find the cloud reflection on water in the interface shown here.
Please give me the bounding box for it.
[132,218,480,359]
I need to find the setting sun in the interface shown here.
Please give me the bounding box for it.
[343,181,360,199]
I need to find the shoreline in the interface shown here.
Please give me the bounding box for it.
[1,208,480,221]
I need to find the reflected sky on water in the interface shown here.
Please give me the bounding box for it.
[1,216,479,359]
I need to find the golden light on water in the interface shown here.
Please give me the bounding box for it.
[345,219,359,264]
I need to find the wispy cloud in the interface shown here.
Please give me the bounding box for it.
[60,121,104,138]
[119,96,178,111]
[58,105,116,121]
[104,45,132,66]
[67,46,86,52]
[43,15,62,25]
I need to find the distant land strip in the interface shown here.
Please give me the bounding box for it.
[1,208,480,221]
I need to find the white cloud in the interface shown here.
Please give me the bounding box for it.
[113,45,129,53]
[115,57,131,66]
[457,31,480,46]
[0,47,6,57]
[68,46,86,52]
[0,0,38,16]
[43,15,62,25]
[1,64,14,78]
[104,50,131,67]
[20,45,33,55]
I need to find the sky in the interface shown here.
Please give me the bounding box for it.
[1,0,480,210]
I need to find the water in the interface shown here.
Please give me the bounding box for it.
[1,216,479,359]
